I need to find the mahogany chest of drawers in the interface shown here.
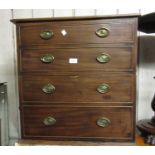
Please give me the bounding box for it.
[11,14,139,142]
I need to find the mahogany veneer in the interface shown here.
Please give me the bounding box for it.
[11,14,139,142]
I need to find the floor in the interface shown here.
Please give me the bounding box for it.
[136,135,150,146]
[14,135,150,146]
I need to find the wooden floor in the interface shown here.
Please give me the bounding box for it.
[14,135,150,146]
[136,135,150,146]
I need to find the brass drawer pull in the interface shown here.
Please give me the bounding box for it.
[97,117,111,128]
[96,53,110,63]
[96,27,109,38]
[40,31,53,40]
[40,54,54,63]
[43,116,56,126]
[97,83,110,94]
[42,83,55,94]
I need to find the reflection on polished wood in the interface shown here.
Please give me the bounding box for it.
[14,135,149,146]
[12,15,139,142]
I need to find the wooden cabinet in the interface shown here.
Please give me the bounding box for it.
[22,106,133,140]
[19,18,135,45]
[20,73,134,103]
[11,14,139,142]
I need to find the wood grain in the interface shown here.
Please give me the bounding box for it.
[12,15,138,142]
[18,18,137,46]
[21,106,134,141]
[14,135,147,146]
[20,47,134,72]
[20,73,135,104]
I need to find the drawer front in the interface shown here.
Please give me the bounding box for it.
[20,47,134,72]
[20,74,135,103]
[19,18,137,46]
[22,106,134,140]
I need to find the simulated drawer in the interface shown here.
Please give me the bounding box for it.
[19,18,137,46]
[20,47,135,72]
[21,106,134,141]
[20,73,135,104]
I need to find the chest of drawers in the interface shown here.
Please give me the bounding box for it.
[11,14,139,142]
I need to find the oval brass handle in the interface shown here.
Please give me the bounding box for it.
[97,83,110,94]
[42,83,55,94]
[97,117,111,128]
[40,31,53,40]
[96,53,110,63]
[43,116,56,126]
[96,27,109,38]
[40,54,54,63]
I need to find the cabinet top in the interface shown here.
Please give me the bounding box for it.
[11,14,140,24]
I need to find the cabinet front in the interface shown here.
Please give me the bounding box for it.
[20,73,135,104]
[19,18,136,46]
[12,15,138,142]
[22,106,134,141]
[20,47,134,72]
